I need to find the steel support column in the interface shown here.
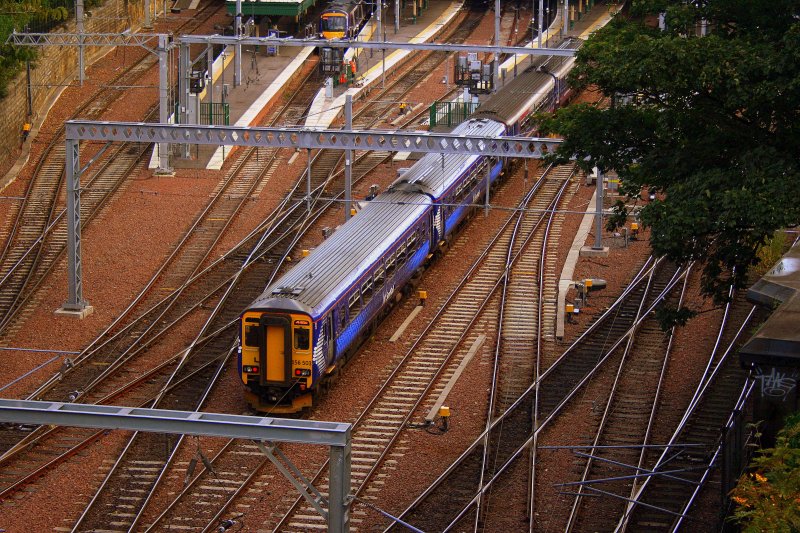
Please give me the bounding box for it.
[157,34,172,173]
[76,0,85,85]
[538,0,544,48]
[494,0,500,92]
[61,139,90,314]
[329,438,352,533]
[593,167,604,250]
[144,0,152,28]
[345,94,353,222]
[235,0,242,86]
[307,148,312,213]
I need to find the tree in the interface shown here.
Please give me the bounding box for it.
[541,0,800,303]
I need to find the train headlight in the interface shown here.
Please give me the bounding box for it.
[243,365,259,373]
[294,368,311,377]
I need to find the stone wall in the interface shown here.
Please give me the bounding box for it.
[0,0,145,164]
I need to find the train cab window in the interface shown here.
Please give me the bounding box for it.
[321,15,346,32]
[338,307,346,330]
[294,328,310,350]
[244,325,259,347]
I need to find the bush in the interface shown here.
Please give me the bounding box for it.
[729,412,800,532]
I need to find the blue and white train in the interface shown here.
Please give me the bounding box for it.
[239,41,580,413]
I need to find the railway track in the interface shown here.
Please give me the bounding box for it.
[21,10,494,530]
[563,265,690,532]
[267,163,573,531]
[616,296,760,531]
[0,3,534,528]
[81,12,525,529]
[391,257,687,531]
[0,69,374,491]
[0,0,223,337]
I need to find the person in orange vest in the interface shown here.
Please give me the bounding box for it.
[349,59,357,75]
[21,122,31,144]
[399,102,408,115]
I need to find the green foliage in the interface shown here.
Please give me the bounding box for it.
[540,0,800,304]
[755,231,788,276]
[0,0,104,98]
[729,412,800,532]
[654,304,697,331]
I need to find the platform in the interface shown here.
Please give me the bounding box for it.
[153,0,463,171]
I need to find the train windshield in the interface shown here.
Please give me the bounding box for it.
[321,15,347,32]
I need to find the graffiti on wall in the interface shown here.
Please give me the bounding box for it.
[755,366,799,401]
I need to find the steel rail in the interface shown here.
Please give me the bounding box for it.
[613,304,758,532]
[527,157,567,530]
[564,265,689,532]
[671,378,756,531]
[389,259,689,530]
[475,165,573,530]
[0,0,222,329]
[435,265,690,532]
[272,161,564,532]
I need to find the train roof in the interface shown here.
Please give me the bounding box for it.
[472,39,582,126]
[389,118,505,200]
[249,190,431,316]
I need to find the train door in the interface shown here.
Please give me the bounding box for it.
[322,315,334,365]
[259,315,292,384]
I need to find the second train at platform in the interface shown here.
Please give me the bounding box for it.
[238,42,579,413]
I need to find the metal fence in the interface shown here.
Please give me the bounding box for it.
[429,100,479,128]
[200,102,230,126]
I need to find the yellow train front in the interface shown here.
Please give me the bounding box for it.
[318,0,372,75]
[240,302,323,413]
[319,0,369,39]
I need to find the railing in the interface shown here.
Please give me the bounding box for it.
[200,102,230,126]
[429,100,479,128]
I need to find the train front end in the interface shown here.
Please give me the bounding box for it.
[319,10,348,39]
[239,305,316,413]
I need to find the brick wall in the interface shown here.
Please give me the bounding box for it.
[0,0,145,163]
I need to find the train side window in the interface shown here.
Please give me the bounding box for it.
[244,325,259,347]
[397,243,407,264]
[386,253,396,274]
[408,232,418,251]
[338,306,346,329]
[348,291,361,315]
[294,328,310,350]
[374,266,385,288]
[362,277,374,301]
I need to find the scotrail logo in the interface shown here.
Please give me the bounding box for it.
[383,285,396,305]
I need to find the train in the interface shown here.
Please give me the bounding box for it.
[239,40,581,414]
[318,0,373,75]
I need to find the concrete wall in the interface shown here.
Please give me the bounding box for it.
[0,0,145,165]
